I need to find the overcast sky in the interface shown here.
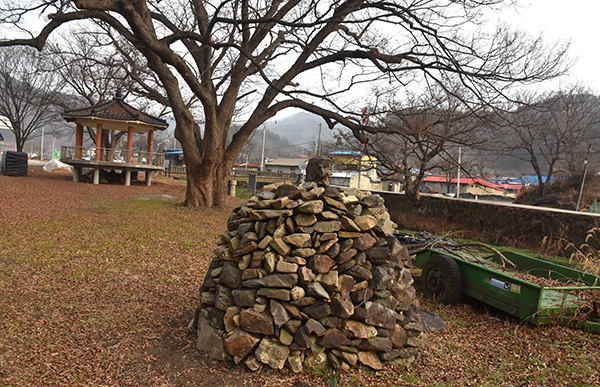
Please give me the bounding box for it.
[497,0,600,90]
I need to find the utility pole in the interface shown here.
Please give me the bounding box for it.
[40,127,44,160]
[317,123,322,157]
[576,144,592,211]
[456,147,461,198]
[260,125,266,171]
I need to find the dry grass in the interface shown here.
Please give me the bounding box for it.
[565,225,600,277]
[1,167,599,387]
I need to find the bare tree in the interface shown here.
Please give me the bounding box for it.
[355,86,489,205]
[0,0,570,207]
[501,85,600,195]
[0,46,65,152]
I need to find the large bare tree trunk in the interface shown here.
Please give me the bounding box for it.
[184,156,233,208]
[404,179,423,207]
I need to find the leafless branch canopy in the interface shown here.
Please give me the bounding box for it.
[0,0,572,206]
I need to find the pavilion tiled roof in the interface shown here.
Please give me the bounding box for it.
[62,93,168,129]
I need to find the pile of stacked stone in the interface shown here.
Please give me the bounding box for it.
[192,181,424,372]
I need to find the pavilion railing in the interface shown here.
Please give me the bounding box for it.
[61,146,165,167]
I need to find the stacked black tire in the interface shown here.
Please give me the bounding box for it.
[1,151,28,177]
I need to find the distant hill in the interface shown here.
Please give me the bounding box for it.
[264,111,341,146]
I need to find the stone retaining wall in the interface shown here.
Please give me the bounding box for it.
[379,192,599,248]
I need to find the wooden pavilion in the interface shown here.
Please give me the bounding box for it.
[60,92,169,186]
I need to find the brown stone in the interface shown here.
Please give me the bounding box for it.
[224,328,260,358]
[250,209,292,220]
[353,233,378,250]
[305,318,327,336]
[358,337,393,352]
[298,200,324,214]
[224,306,240,332]
[336,275,357,298]
[342,320,378,339]
[366,246,390,262]
[337,259,356,273]
[256,288,291,301]
[196,314,227,361]
[232,289,256,307]
[239,231,259,246]
[347,265,373,281]
[240,308,274,335]
[269,238,291,255]
[319,270,339,291]
[233,241,258,257]
[332,349,358,366]
[276,184,301,199]
[320,329,351,348]
[370,265,396,290]
[364,302,397,329]
[241,273,298,289]
[269,299,291,328]
[272,196,291,210]
[294,213,317,227]
[282,233,312,247]
[275,260,299,273]
[282,302,302,319]
[291,248,316,258]
[287,256,307,265]
[351,287,373,305]
[289,297,317,307]
[322,196,347,211]
[312,220,342,233]
[266,218,278,234]
[308,254,336,274]
[298,266,316,284]
[326,243,340,259]
[338,231,364,238]
[358,351,383,370]
[219,262,243,289]
[361,194,384,208]
[390,324,408,349]
[317,238,337,254]
[255,338,290,370]
[330,293,354,319]
[340,216,362,232]
[293,326,315,348]
[283,319,302,334]
[257,235,273,250]
[338,248,357,264]
[318,211,339,220]
[306,281,331,300]
[320,316,340,328]
[302,302,331,320]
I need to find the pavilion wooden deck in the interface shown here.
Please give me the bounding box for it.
[61,146,165,186]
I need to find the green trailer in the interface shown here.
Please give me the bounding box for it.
[412,248,600,332]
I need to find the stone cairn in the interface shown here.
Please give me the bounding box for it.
[192,180,424,372]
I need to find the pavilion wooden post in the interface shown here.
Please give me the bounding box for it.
[72,123,84,182]
[126,127,133,163]
[125,126,134,186]
[147,129,154,159]
[93,124,103,184]
[144,130,155,186]
[95,124,103,160]
[75,123,83,159]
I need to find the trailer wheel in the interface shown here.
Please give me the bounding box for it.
[421,254,462,304]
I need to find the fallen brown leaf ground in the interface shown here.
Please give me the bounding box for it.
[1,167,599,387]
